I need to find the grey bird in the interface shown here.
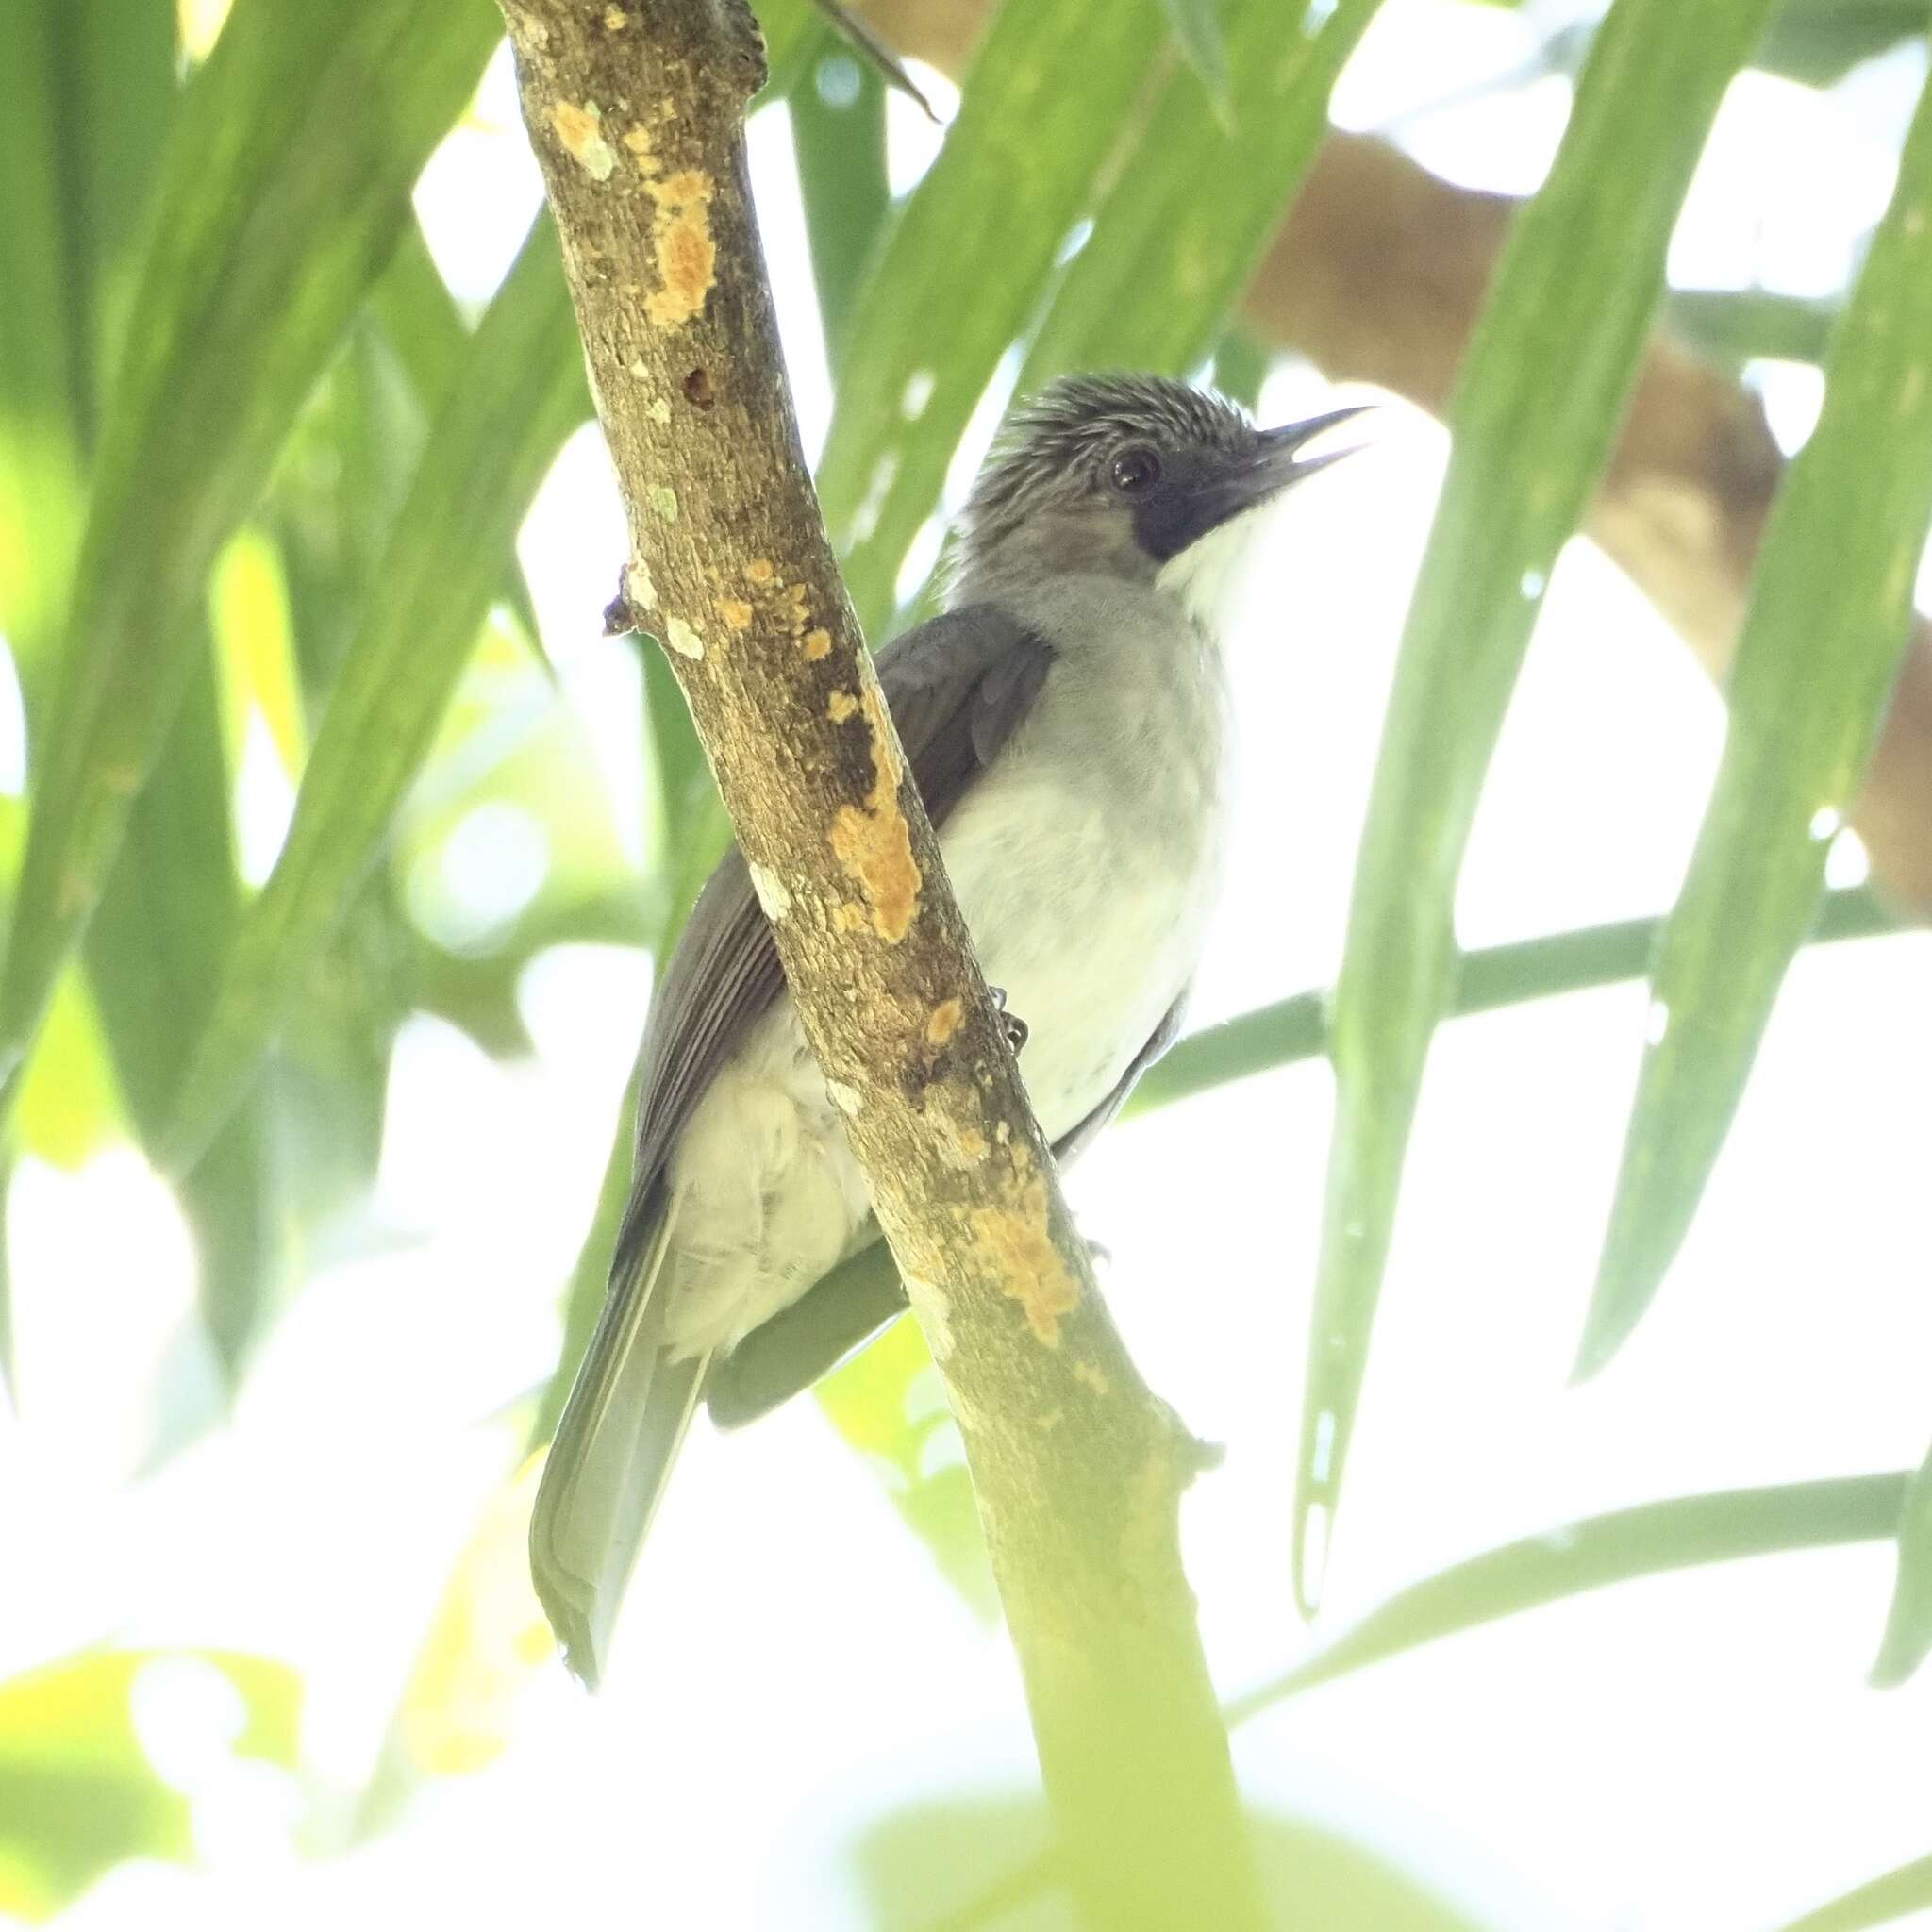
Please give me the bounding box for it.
[533,372,1362,1686]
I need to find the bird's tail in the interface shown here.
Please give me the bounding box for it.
[530,1215,711,1688]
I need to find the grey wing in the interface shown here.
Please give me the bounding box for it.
[610,600,1052,1259]
[704,989,1191,1429]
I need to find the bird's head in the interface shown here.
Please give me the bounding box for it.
[955,372,1365,621]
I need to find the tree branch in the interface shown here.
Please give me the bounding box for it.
[494,3,1262,1922]
[856,0,1932,916]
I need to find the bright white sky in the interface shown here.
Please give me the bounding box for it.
[6,3,1932,1927]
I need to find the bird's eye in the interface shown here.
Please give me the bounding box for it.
[1109,446,1161,494]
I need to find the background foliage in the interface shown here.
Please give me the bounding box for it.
[1,0,1929,1924]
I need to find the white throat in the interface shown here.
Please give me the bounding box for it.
[1154,497,1277,641]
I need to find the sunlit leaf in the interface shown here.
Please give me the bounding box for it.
[1297,0,1781,1614]
[1158,0,1231,111]
[0,1646,301,1922]
[816,1312,996,1615]
[159,215,586,1174]
[1239,1474,1905,1715]
[1575,71,1932,1375]
[1019,0,1379,391]
[1771,1851,1932,1932]
[790,27,891,366]
[815,0,1175,627]
[1124,888,1894,1121]
[1871,1437,1932,1687]
[0,0,499,1109]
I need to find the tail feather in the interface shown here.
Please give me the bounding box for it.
[531,1218,712,1687]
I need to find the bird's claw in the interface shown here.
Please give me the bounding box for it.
[987,985,1028,1056]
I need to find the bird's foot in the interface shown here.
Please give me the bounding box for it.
[987,985,1028,1056]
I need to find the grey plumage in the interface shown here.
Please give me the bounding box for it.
[532,373,1362,1687]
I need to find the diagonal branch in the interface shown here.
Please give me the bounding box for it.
[494,3,1262,1923]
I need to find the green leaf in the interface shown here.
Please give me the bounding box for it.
[1670,287,1840,369]
[1017,0,1380,391]
[1758,0,1928,86]
[0,0,500,1108]
[790,29,891,367]
[0,1646,301,1922]
[1297,0,1780,1614]
[1124,888,1894,1120]
[1233,1474,1907,1717]
[1871,1437,1932,1687]
[1771,1852,1932,1932]
[815,1307,998,1615]
[159,214,586,1174]
[1576,67,1932,1376]
[815,0,1176,629]
[1158,0,1231,110]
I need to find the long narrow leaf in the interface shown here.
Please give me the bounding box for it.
[790,28,891,366]
[814,0,1174,628]
[1018,0,1380,388]
[1771,1853,1932,1932]
[1126,887,1894,1119]
[1871,1437,1932,1687]
[0,0,499,1104]
[1577,69,1932,1374]
[1234,1474,1907,1716]
[159,217,585,1174]
[1297,0,1779,1614]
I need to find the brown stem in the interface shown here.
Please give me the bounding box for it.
[494,3,1263,1923]
[859,0,1932,914]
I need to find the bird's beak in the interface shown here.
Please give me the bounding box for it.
[1252,402,1377,495]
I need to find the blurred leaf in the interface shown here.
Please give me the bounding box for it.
[802,0,941,121]
[1210,330,1273,413]
[358,1456,552,1834]
[1237,1474,1905,1715]
[1771,1852,1932,1932]
[1871,1437,1932,1687]
[0,0,499,1108]
[160,216,587,1174]
[1158,0,1231,111]
[815,0,1176,628]
[1124,888,1894,1119]
[14,973,123,1173]
[1670,287,1840,368]
[1297,0,1779,1613]
[0,1646,301,1922]
[816,1313,997,1615]
[362,222,549,667]
[758,0,827,98]
[1759,0,1927,84]
[1018,0,1380,390]
[1576,70,1932,1376]
[791,31,891,365]
[864,1794,1503,1932]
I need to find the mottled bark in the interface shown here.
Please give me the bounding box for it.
[494,3,1262,1923]
[859,0,1932,914]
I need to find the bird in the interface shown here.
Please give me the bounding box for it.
[532,371,1364,1686]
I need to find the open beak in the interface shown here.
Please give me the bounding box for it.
[1254,402,1377,491]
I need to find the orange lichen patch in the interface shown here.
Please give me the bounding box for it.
[925,997,964,1047]
[623,124,655,171]
[830,805,919,943]
[827,689,859,723]
[748,558,775,584]
[802,627,832,661]
[603,4,627,27]
[549,102,616,181]
[1072,1359,1110,1398]
[826,675,918,938]
[830,900,870,934]
[643,170,716,328]
[974,1178,1081,1345]
[717,596,754,632]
